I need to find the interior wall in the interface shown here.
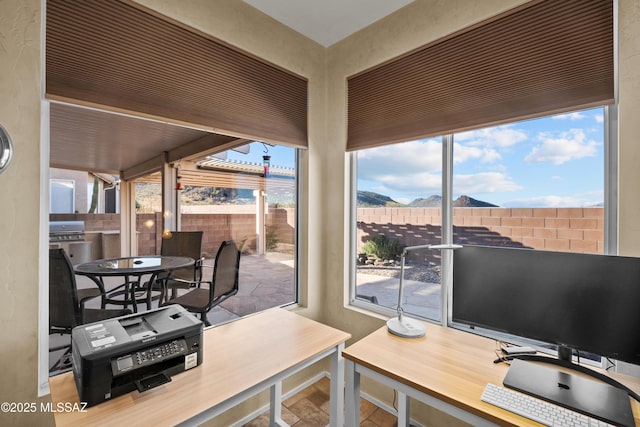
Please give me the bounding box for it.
[0,0,53,426]
[3,0,639,425]
[132,0,327,321]
[323,0,639,424]
[618,0,640,257]
[324,0,531,348]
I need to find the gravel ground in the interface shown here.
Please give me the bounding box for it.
[356,263,441,283]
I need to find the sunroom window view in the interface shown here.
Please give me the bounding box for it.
[50,142,298,375]
[353,107,605,323]
[133,142,298,325]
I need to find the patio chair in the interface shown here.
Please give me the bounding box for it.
[49,248,131,373]
[163,240,240,326]
[154,231,204,303]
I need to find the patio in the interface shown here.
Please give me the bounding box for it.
[50,253,439,373]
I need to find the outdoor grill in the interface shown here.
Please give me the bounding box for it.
[49,221,91,265]
[49,221,85,242]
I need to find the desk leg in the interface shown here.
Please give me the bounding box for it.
[345,359,360,427]
[329,343,345,427]
[269,381,287,426]
[397,391,410,427]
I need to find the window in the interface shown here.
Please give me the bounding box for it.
[131,142,299,324]
[180,143,299,322]
[353,137,443,323]
[50,179,75,213]
[452,107,605,253]
[351,107,609,327]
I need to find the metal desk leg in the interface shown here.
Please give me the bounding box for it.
[329,343,345,427]
[345,359,360,426]
[397,391,410,427]
[269,381,287,426]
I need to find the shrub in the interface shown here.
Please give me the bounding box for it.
[265,224,279,250]
[362,235,403,260]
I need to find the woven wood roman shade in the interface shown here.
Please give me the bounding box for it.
[46,0,308,148]
[347,0,614,151]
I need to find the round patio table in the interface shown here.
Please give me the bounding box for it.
[75,256,194,312]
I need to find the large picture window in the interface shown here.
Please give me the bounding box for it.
[452,107,605,252]
[351,107,608,326]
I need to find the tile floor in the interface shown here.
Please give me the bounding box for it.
[242,377,401,427]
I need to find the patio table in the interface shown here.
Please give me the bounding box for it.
[75,256,194,312]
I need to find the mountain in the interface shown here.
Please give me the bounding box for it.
[357,191,402,207]
[453,195,498,208]
[408,195,443,207]
[409,194,497,208]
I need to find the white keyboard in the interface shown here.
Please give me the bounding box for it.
[481,383,615,426]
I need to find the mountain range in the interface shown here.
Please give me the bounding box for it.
[136,183,495,209]
[357,191,497,208]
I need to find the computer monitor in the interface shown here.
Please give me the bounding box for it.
[452,244,640,423]
[452,245,640,366]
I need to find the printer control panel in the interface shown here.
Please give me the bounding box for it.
[111,339,188,376]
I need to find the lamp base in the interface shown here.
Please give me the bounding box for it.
[386,316,426,338]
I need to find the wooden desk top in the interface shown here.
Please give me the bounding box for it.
[49,308,351,426]
[343,322,640,426]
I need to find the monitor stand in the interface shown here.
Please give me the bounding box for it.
[504,359,635,427]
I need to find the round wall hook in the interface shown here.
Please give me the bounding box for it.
[0,124,14,175]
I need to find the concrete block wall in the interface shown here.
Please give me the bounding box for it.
[51,207,296,259]
[357,207,604,262]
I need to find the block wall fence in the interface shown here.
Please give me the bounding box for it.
[52,206,603,260]
[357,207,604,262]
[50,207,296,258]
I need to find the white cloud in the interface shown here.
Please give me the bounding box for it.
[453,143,501,164]
[552,112,586,120]
[595,114,604,123]
[357,139,441,180]
[524,129,598,165]
[453,172,522,196]
[456,125,527,148]
[502,192,603,208]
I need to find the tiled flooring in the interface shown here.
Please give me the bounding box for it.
[242,377,401,427]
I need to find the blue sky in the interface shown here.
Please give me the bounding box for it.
[357,107,605,207]
[224,108,605,208]
[226,142,296,170]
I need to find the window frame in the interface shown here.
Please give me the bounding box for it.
[349,106,618,331]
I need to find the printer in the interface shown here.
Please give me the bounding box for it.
[71,305,203,407]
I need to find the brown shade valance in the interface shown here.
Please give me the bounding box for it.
[347,0,614,151]
[46,0,308,148]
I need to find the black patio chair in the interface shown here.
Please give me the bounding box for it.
[49,248,131,373]
[163,240,240,326]
[153,231,204,303]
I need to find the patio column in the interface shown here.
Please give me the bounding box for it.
[254,190,266,255]
[162,162,178,233]
[119,180,137,257]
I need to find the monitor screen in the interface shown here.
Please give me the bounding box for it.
[452,245,640,365]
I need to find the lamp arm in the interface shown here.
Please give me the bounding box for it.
[395,244,463,320]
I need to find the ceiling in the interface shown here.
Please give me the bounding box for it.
[48,1,413,176]
[243,0,414,47]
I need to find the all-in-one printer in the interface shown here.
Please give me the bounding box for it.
[71,304,203,407]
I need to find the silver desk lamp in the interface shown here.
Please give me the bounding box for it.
[387,244,462,338]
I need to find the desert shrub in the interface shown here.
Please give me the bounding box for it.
[265,224,279,250]
[362,235,403,260]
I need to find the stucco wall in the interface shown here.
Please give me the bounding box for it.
[0,1,52,426]
[326,0,640,424]
[3,0,640,426]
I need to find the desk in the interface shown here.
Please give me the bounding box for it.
[75,256,194,312]
[343,322,640,426]
[49,308,351,426]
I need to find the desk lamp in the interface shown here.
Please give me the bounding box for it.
[387,244,462,338]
